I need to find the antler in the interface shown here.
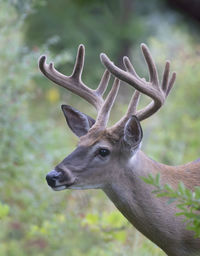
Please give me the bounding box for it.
[39,44,120,129]
[100,44,176,126]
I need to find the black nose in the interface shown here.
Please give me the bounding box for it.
[46,170,62,187]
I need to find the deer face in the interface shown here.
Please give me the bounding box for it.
[46,105,143,191]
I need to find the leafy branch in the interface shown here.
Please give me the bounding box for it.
[141,174,200,237]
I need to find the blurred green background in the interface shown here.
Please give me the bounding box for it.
[1,0,200,255]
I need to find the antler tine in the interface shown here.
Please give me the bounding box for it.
[94,78,120,128]
[135,56,176,121]
[70,44,85,80]
[111,56,141,128]
[161,61,170,93]
[39,44,110,111]
[161,60,176,96]
[109,56,141,130]
[111,90,141,130]
[96,69,111,96]
[100,43,176,123]
[123,56,141,79]
[100,53,151,96]
[141,44,159,88]
[166,71,176,97]
[122,56,141,117]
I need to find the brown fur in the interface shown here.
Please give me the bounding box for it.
[40,43,200,255]
[79,128,121,147]
[140,151,200,190]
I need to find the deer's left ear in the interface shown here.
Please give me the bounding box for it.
[124,115,143,148]
[61,105,95,137]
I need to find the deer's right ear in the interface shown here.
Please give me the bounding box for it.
[61,105,95,137]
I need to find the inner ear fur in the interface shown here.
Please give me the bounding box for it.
[61,105,95,137]
[124,115,143,148]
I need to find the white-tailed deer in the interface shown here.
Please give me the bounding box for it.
[39,44,200,256]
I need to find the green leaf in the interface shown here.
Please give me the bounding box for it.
[84,213,99,226]
[102,211,126,228]
[113,231,126,242]
[156,192,169,197]
[178,182,186,195]
[141,176,153,185]
[167,198,177,204]
[0,202,9,219]
[164,183,173,192]
[155,173,160,186]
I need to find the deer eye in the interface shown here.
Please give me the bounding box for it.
[98,148,110,157]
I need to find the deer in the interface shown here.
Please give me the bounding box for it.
[39,44,200,256]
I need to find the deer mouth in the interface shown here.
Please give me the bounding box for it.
[52,181,75,191]
[52,185,67,191]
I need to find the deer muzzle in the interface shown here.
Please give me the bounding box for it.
[46,169,76,191]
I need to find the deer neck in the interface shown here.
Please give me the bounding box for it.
[103,150,188,255]
[103,151,165,228]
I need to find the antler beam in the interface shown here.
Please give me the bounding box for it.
[39,44,120,130]
[100,44,176,123]
[39,45,110,111]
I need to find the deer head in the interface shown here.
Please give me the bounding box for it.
[39,44,176,191]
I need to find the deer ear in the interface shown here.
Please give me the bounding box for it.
[61,105,95,137]
[124,115,143,149]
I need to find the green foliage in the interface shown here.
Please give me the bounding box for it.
[1,0,200,255]
[0,202,10,220]
[142,174,200,238]
[0,2,105,255]
[24,0,147,87]
[82,211,128,242]
[1,2,163,255]
[144,38,200,165]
